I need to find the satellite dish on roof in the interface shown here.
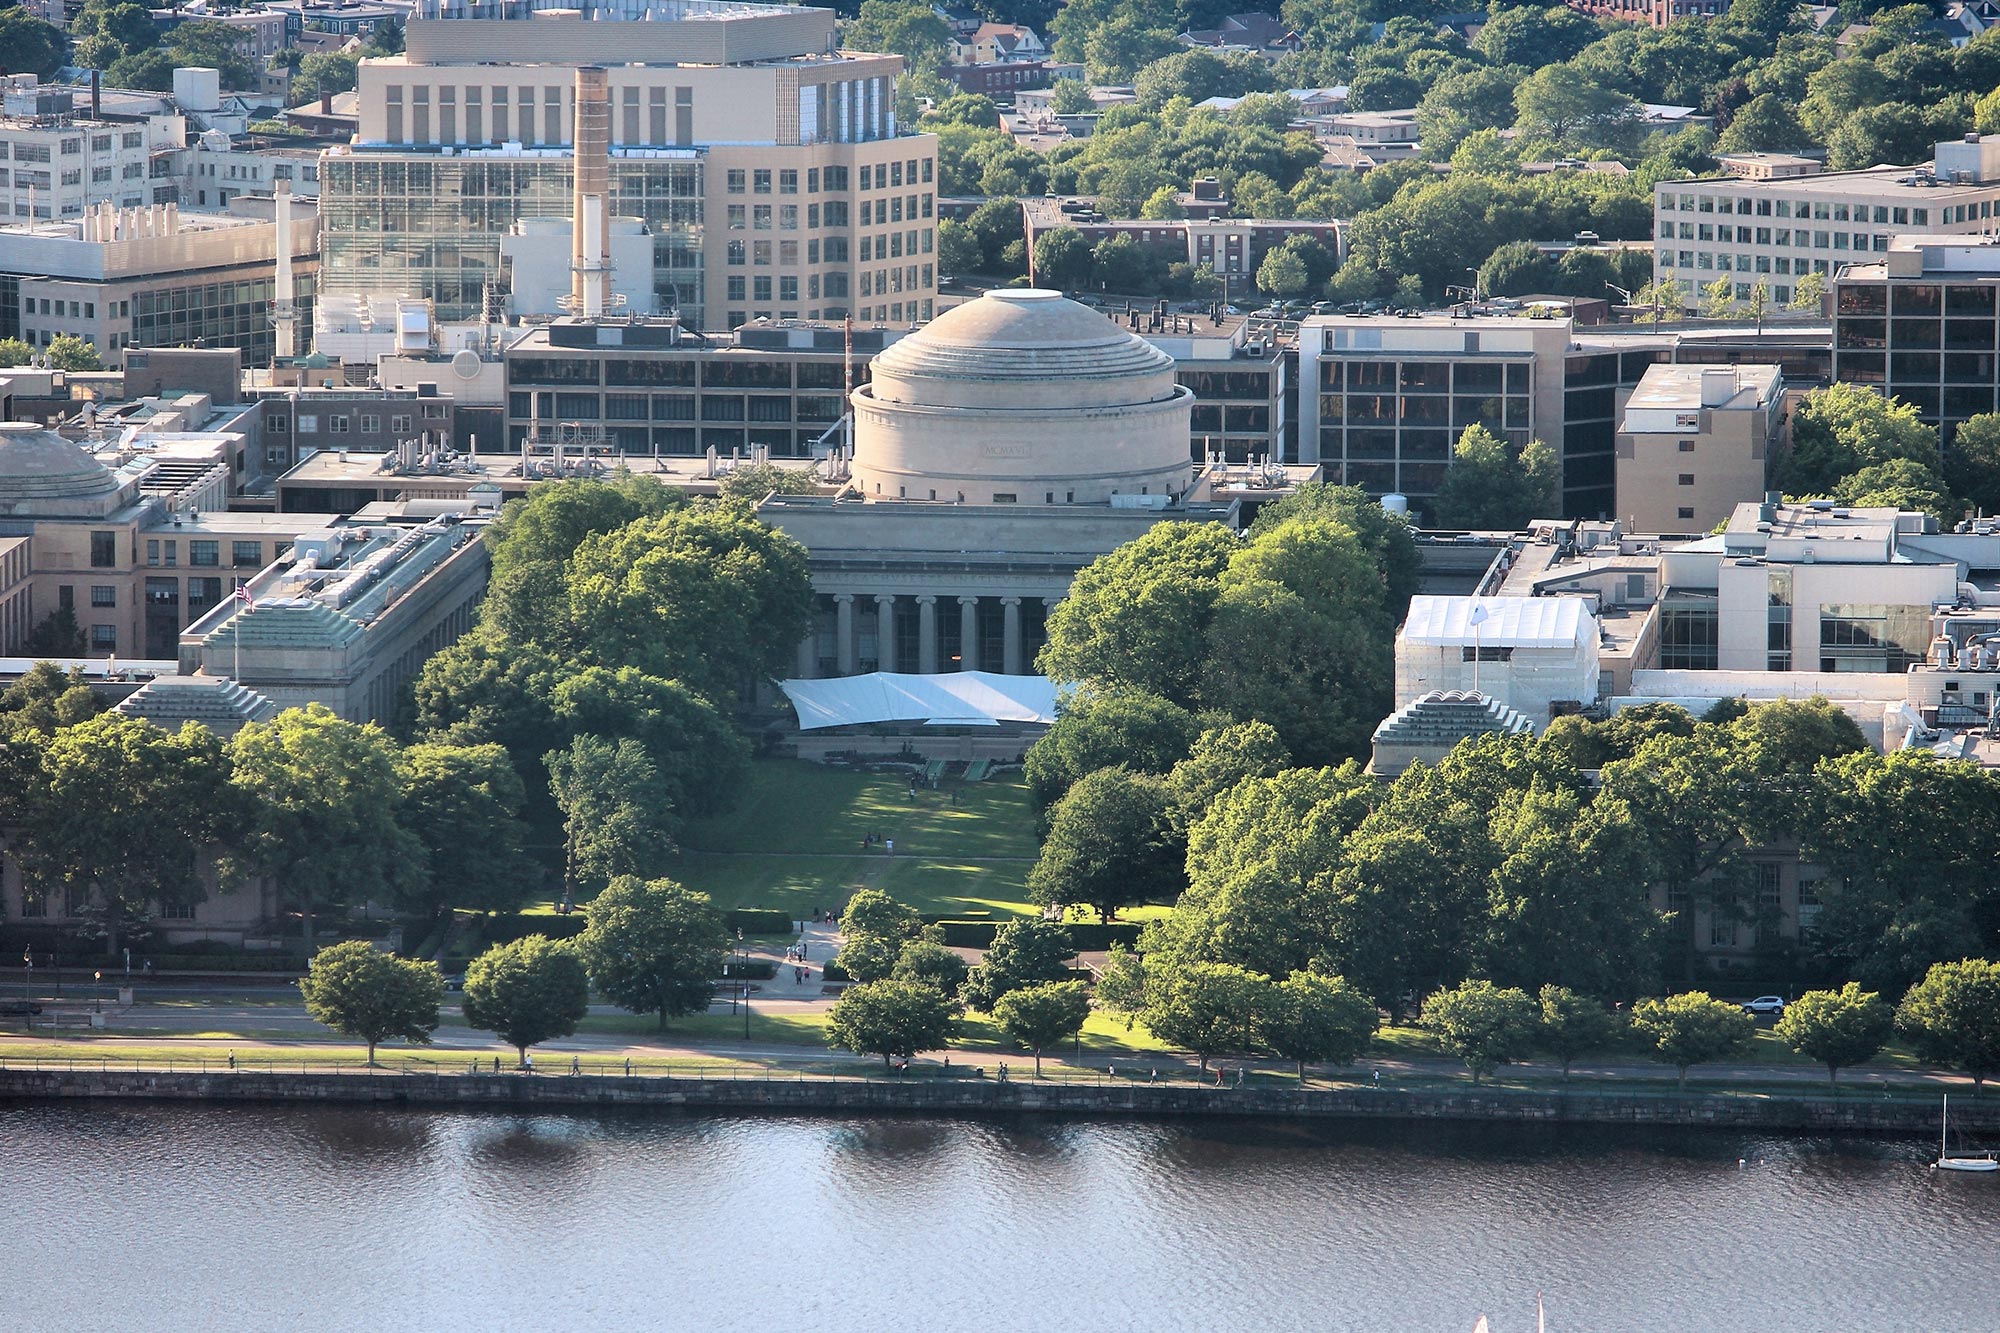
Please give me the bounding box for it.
[451,349,482,380]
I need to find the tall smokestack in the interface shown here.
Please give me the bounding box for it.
[570,66,611,320]
[272,181,298,361]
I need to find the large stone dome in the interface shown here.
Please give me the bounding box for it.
[851,289,1193,505]
[0,422,129,518]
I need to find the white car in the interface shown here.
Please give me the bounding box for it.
[1741,995,1786,1016]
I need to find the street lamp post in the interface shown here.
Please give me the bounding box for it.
[94,970,102,1015]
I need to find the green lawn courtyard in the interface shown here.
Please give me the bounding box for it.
[661,759,1043,919]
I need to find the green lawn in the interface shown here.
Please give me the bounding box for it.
[661,759,1043,917]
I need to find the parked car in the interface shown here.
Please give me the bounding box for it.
[0,1000,43,1016]
[1741,995,1786,1016]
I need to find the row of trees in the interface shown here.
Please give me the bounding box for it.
[0,678,536,955]
[299,873,728,1062]
[1417,962,2000,1091]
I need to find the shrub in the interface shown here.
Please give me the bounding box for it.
[728,907,795,935]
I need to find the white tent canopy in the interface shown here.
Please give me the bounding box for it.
[780,671,1060,730]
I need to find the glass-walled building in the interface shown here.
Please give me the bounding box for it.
[1833,235,2000,445]
[321,0,936,333]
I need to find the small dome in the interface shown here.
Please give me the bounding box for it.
[0,423,118,499]
[869,289,1174,393]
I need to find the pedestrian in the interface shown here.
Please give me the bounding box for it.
[1149,1068,1158,1084]
[1372,1069,1380,1088]
[524,1052,534,1073]
[801,943,809,960]
[572,1055,581,1075]
[471,1058,479,1075]
[494,1055,501,1074]
[625,1058,633,1077]
[886,838,894,857]
[227,1050,235,1070]
[1235,1067,1245,1089]
[1108,1064,1116,1081]
[943,1055,950,1071]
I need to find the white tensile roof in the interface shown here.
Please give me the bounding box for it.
[780,671,1060,730]
[1401,595,1594,649]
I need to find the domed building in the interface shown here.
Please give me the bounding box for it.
[756,289,1295,703]
[849,289,1194,505]
[0,422,137,519]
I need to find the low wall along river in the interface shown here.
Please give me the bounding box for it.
[3,1067,1995,1135]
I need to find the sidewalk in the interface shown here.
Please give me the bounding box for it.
[742,917,843,1001]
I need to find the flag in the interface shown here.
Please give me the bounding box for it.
[1466,601,1490,627]
[234,584,255,612]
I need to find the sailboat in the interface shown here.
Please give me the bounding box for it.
[1934,1093,1998,1173]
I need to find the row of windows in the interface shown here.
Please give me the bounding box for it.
[1661,191,1943,225]
[142,539,270,568]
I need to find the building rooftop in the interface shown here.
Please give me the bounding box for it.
[1401,594,1594,649]
[1663,162,2000,198]
[1623,363,1782,413]
[112,675,279,735]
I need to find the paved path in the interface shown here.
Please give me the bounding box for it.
[742,917,843,1000]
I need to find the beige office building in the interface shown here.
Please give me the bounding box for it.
[323,0,938,332]
[1615,363,1783,536]
[1654,135,2000,309]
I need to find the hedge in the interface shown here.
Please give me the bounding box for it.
[721,959,778,981]
[132,953,308,973]
[728,908,795,935]
[932,920,1144,950]
[919,910,992,924]
[478,914,587,946]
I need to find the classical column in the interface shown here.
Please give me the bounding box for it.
[957,596,980,672]
[834,593,856,676]
[794,630,816,680]
[917,595,939,673]
[1001,596,1023,675]
[874,594,898,673]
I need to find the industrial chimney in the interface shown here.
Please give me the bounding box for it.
[272,180,299,361]
[569,66,611,320]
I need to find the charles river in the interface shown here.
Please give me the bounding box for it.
[6,1103,1994,1332]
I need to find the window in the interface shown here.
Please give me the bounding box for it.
[90,585,115,607]
[1677,473,1695,486]
[753,169,772,194]
[779,169,798,194]
[90,624,117,651]
[391,415,412,433]
[361,415,380,434]
[1677,506,1696,520]
[1678,440,1695,452]
[330,416,350,434]
[156,900,196,921]
[190,540,219,567]
[233,541,262,568]
[1709,903,1736,949]
[90,531,116,568]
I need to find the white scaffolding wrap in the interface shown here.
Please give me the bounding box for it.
[780,671,1059,730]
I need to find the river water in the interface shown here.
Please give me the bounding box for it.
[4,1103,1993,1332]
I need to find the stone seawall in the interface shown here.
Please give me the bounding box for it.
[3,1068,1995,1134]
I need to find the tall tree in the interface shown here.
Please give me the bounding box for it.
[827,978,962,1070]
[1028,766,1180,922]
[462,935,592,1067]
[479,476,684,649]
[1144,959,1269,1071]
[1630,991,1754,1091]
[1036,521,1240,706]
[1258,970,1379,1082]
[1023,688,1200,808]
[1895,958,2000,1087]
[992,980,1092,1076]
[1421,980,1539,1084]
[565,504,813,703]
[1800,751,2000,990]
[1944,413,2000,514]
[1430,425,1561,530]
[298,941,444,1066]
[546,735,676,902]
[1775,983,1894,1088]
[227,705,423,952]
[1536,985,1625,1081]
[573,875,726,1030]
[11,715,234,956]
[396,742,537,916]
[1778,384,1939,494]
[961,918,1077,1012]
